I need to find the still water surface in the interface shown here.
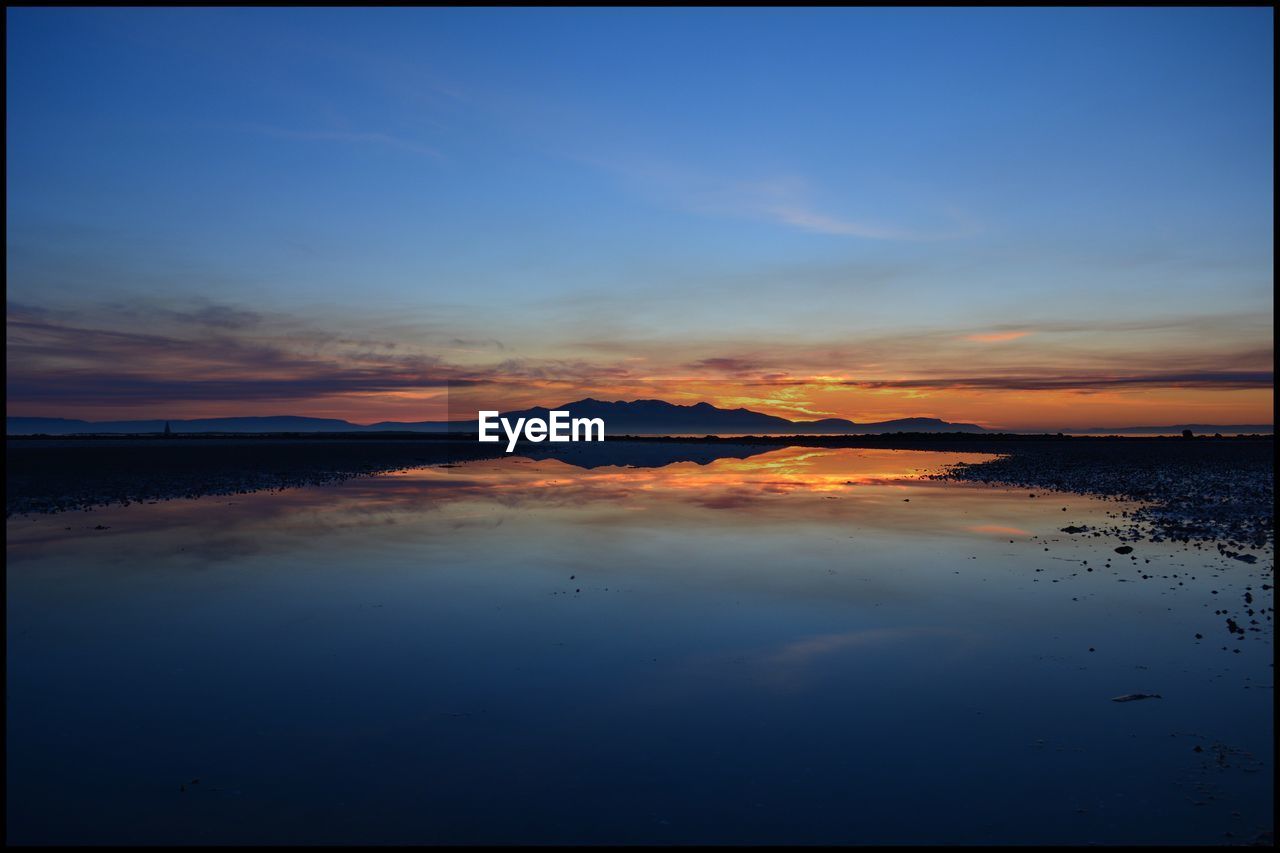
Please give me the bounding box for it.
[6,446,1273,844]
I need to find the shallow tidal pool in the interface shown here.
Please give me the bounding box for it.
[6,446,1273,844]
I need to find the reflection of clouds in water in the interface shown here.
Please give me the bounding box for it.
[410,447,1004,516]
[690,489,770,511]
[630,626,987,704]
[443,513,507,533]
[5,448,1076,572]
[754,626,985,692]
[966,524,1034,537]
[763,626,979,667]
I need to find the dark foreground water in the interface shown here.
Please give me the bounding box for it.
[6,447,1273,845]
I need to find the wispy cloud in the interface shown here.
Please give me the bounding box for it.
[589,158,979,241]
[6,303,459,412]
[835,371,1274,392]
[758,201,979,241]
[964,331,1032,343]
[6,300,1272,424]
[763,205,927,240]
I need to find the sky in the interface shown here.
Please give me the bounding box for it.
[5,7,1274,429]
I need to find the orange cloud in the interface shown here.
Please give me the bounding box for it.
[964,331,1032,343]
[6,301,1273,430]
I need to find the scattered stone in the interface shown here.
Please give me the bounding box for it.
[934,438,1273,548]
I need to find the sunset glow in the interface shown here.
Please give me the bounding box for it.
[5,8,1272,431]
[6,9,1274,846]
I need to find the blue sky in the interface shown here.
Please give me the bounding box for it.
[6,8,1274,426]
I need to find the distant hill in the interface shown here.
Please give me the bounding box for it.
[7,399,985,436]
[5,415,380,435]
[10,406,1274,437]
[466,399,988,435]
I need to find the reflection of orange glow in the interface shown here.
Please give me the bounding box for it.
[967,524,1033,537]
[389,447,1000,498]
[325,445,1113,543]
[6,447,1139,565]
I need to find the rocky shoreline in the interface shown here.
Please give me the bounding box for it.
[932,438,1274,551]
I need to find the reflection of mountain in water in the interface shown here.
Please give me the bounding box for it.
[6,438,784,514]
[513,440,776,469]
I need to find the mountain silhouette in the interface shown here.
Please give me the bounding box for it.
[6,415,365,435]
[8,400,986,435]
[462,398,988,435]
[7,402,1269,435]
[7,401,1272,436]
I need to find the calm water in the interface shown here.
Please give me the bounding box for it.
[6,446,1273,845]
